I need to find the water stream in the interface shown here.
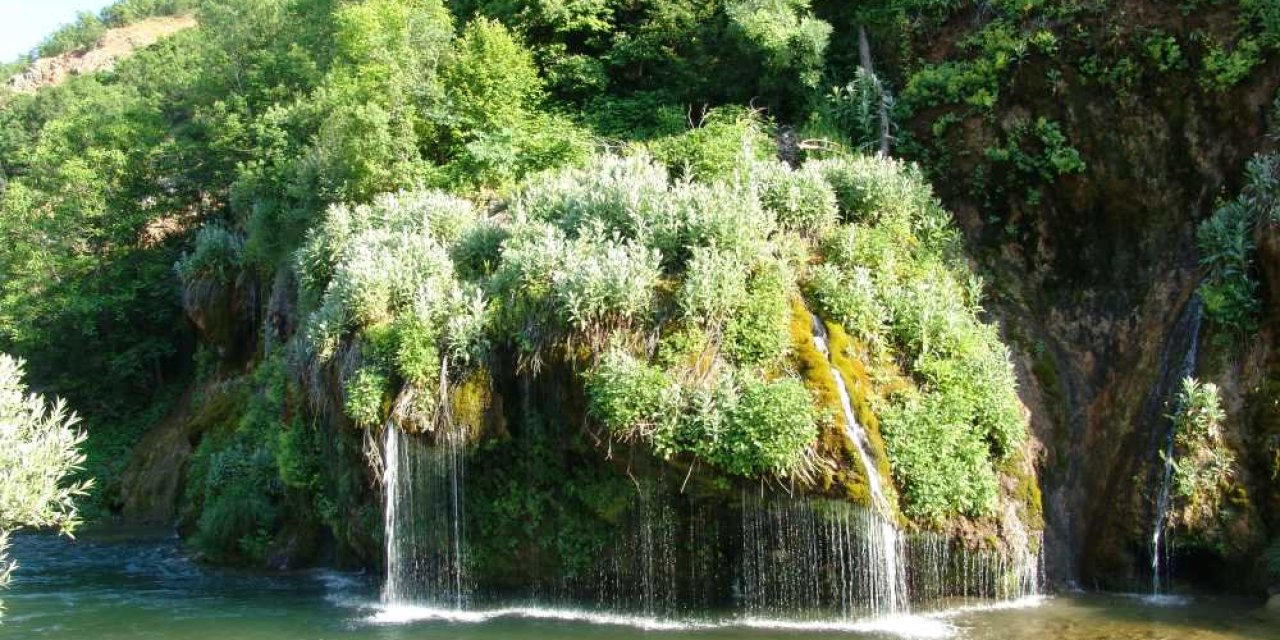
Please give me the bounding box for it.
[1146,296,1203,594]
[382,423,469,607]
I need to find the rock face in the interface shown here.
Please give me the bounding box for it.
[119,391,195,524]
[6,15,196,93]
[910,43,1280,589]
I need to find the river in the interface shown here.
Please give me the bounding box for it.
[1,531,1275,640]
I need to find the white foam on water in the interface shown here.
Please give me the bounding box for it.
[365,589,1046,637]
[925,595,1049,618]
[740,614,956,638]
[1125,593,1192,607]
[367,604,708,631]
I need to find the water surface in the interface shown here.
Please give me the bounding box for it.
[2,532,1274,639]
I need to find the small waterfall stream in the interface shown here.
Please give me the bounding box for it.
[743,312,909,618]
[382,424,469,608]
[1147,296,1203,595]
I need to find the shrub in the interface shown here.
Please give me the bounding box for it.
[102,0,198,27]
[812,154,934,230]
[677,247,748,326]
[175,225,244,285]
[648,108,774,183]
[36,12,107,57]
[718,375,817,477]
[723,262,791,366]
[344,365,389,427]
[552,230,662,339]
[805,262,886,348]
[879,388,999,522]
[515,152,673,246]
[585,348,678,440]
[0,354,92,595]
[1166,377,1235,531]
[1197,203,1261,335]
[756,161,839,236]
[672,180,775,263]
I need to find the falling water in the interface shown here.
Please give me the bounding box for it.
[377,313,1043,620]
[1148,296,1202,595]
[735,312,909,618]
[382,424,469,607]
[810,314,892,514]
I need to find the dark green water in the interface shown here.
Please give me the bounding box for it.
[2,531,1275,639]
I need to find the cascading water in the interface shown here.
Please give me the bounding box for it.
[735,312,909,619]
[376,315,1044,623]
[809,314,893,515]
[1146,296,1203,595]
[809,313,906,615]
[381,423,469,608]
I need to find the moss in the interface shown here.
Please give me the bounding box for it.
[824,320,893,486]
[451,365,493,439]
[1000,450,1045,531]
[787,297,872,506]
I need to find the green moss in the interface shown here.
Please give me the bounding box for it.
[451,366,493,438]
[1000,450,1044,531]
[824,320,893,486]
[787,297,871,506]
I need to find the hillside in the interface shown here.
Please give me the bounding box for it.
[6,15,196,93]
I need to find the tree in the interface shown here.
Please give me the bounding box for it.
[0,354,91,609]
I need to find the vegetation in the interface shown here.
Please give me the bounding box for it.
[1197,153,1278,336]
[1164,377,1236,534]
[0,354,91,607]
[27,0,1242,569]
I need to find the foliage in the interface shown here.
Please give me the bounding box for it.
[1164,377,1235,532]
[36,12,108,58]
[344,365,388,428]
[175,225,244,284]
[811,67,894,154]
[648,109,774,183]
[1200,38,1264,91]
[756,161,839,237]
[1197,153,1278,335]
[102,0,199,26]
[0,354,91,600]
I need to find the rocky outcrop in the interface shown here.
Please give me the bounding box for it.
[6,15,196,93]
[910,39,1280,589]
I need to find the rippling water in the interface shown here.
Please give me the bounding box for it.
[1,531,1275,639]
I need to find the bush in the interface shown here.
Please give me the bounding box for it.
[723,262,791,366]
[755,161,839,236]
[175,225,244,285]
[36,12,107,58]
[677,247,748,326]
[1166,377,1234,531]
[344,366,388,427]
[0,354,91,594]
[514,152,673,246]
[806,262,886,348]
[648,108,774,183]
[552,230,662,339]
[879,388,999,522]
[718,375,817,477]
[102,0,197,27]
[585,348,678,441]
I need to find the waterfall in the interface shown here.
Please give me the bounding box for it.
[809,313,905,614]
[374,313,1044,620]
[1148,296,1202,595]
[734,312,910,619]
[809,314,892,515]
[381,424,469,607]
